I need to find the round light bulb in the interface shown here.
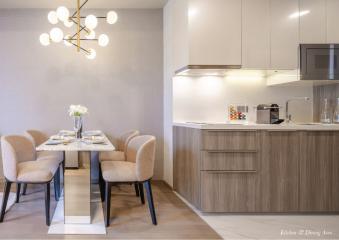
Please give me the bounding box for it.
[39,33,50,46]
[48,11,58,24]
[86,30,96,40]
[85,15,98,30]
[50,27,64,43]
[64,19,74,28]
[56,6,70,22]
[64,35,72,47]
[86,48,96,60]
[98,34,109,47]
[107,11,118,24]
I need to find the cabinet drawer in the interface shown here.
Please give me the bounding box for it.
[201,130,257,151]
[201,151,257,171]
[200,171,257,212]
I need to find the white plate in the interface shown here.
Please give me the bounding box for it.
[46,140,63,145]
[83,130,102,136]
[59,130,75,136]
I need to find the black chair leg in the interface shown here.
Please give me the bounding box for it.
[57,166,61,198]
[22,183,27,195]
[53,168,60,201]
[99,166,105,202]
[16,183,21,203]
[45,182,50,226]
[104,182,112,227]
[62,152,65,173]
[134,183,140,197]
[0,181,12,222]
[138,182,145,204]
[144,180,157,225]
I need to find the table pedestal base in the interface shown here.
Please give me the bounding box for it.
[48,186,106,235]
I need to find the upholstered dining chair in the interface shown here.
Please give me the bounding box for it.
[24,130,64,200]
[99,130,140,162]
[0,135,61,226]
[98,130,140,199]
[100,135,157,227]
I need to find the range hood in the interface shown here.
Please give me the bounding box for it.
[175,65,241,76]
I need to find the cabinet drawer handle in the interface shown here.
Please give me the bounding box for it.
[205,150,257,153]
[206,130,258,133]
[266,130,298,132]
[204,170,257,174]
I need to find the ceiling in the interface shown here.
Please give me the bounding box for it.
[0,0,168,9]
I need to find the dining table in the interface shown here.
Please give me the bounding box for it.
[36,130,115,234]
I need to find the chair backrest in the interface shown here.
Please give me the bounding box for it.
[24,130,49,147]
[126,135,156,181]
[1,135,36,182]
[118,130,140,152]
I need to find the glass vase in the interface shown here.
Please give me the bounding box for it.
[73,116,83,139]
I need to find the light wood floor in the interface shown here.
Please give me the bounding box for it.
[0,181,221,239]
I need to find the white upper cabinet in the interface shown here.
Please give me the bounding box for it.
[242,0,270,69]
[299,0,327,43]
[170,0,189,72]
[188,0,242,65]
[326,0,339,43]
[270,0,300,70]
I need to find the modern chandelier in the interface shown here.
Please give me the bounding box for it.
[39,0,118,60]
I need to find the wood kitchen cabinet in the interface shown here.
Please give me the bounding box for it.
[174,126,339,213]
[173,126,201,207]
[299,131,338,211]
[259,131,299,212]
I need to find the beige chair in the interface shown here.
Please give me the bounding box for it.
[25,130,64,164]
[24,130,64,198]
[98,130,140,199]
[0,135,61,226]
[100,135,157,226]
[99,130,139,162]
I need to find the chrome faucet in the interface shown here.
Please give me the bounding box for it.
[285,97,310,123]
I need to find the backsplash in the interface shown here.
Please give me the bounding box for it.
[313,84,339,122]
[173,76,314,123]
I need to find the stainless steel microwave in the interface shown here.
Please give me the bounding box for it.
[300,44,339,80]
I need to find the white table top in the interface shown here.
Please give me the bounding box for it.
[36,132,115,152]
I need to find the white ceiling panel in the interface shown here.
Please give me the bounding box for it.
[0,0,168,9]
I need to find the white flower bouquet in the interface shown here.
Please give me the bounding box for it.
[68,105,88,117]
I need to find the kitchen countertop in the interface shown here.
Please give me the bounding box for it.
[173,122,339,130]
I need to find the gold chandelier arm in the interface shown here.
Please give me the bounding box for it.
[69,41,90,54]
[66,38,98,41]
[71,16,107,19]
[77,0,81,52]
[69,22,89,40]
[71,0,89,18]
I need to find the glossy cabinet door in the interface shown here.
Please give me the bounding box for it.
[326,0,339,43]
[299,0,326,43]
[188,0,241,65]
[270,0,299,69]
[242,0,270,69]
[164,0,189,72]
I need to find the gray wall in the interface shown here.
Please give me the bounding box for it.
[0,9,164,179]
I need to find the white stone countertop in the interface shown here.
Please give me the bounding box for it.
[173,122,339,131]
[36,134,115,152]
